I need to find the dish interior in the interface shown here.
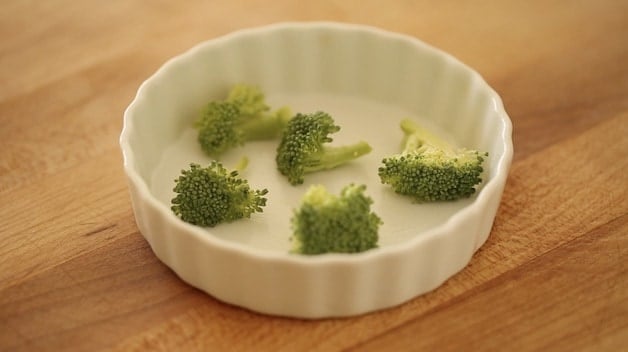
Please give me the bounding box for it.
[151,91,487,253]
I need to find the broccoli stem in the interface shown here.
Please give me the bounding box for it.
[400,118,455,155]
[306,141,372,172]
[232,156,249,171]
[239,107,292,140]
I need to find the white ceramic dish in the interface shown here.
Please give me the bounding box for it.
[120,22,513,318]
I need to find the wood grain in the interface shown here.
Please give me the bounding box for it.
[353,214,628,352]
[1,1,627,351]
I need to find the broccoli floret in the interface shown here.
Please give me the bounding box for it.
[171,162,268,227]
[275,111,372,185]
[195,84,291,156]
[225,83,269,118]
[378,118,488,202]
[291,184,382,255]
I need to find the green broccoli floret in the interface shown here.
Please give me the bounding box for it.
[171,162,268,227]
[378,118,488,202]
[291,184,382,255]
[275,111,372,185]
[195,84,291,156]
[225,83,269,118]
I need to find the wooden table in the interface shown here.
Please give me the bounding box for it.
[1,1,627,351]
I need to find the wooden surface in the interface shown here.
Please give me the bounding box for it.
[1,1,627,351]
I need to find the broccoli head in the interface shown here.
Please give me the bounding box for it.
[275,111,372,185]
[171,162,268,227]
[291,184,382,255]
[378,118,487,202]
[195,84,291,156]
[225,83,269,118]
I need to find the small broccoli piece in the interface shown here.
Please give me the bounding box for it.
[225,83,269,118]
[291,184,382,255]
[171,162,268,227]
[275,111,372,185]
[378,118,488,202]
[195,84,292,156]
